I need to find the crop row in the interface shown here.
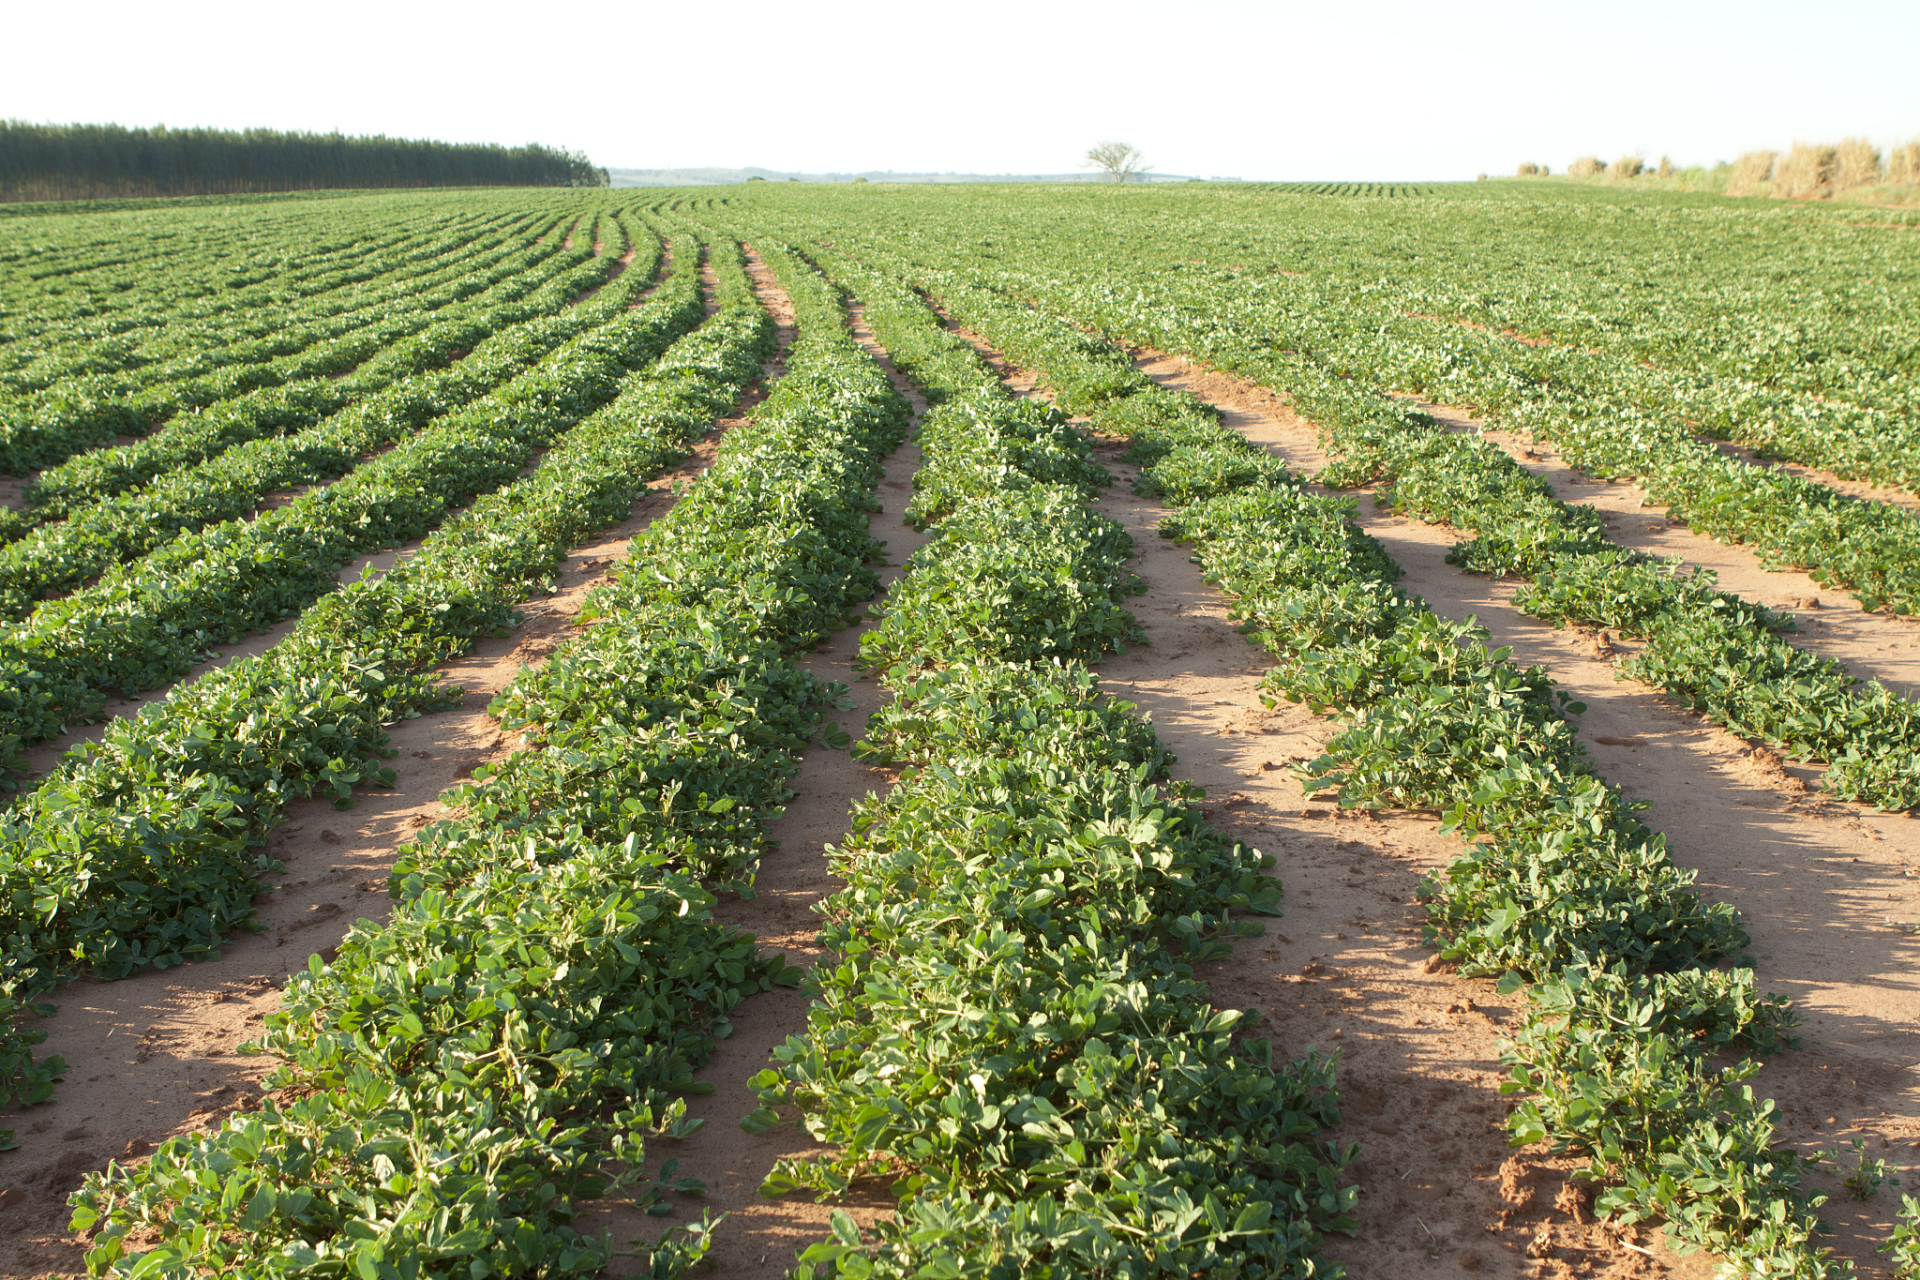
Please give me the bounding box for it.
[0,217,709,1152]
[889,259,1920,812]
[0,219,654,614]
[68,234,910,1279]
[965,249,1920,618]
[0,227,709,1076]
[731,238,1354,1278]
[18,214,634,521]
[0,206,528,402]
[1256,182,1430,197]
[0,205,534,401]
[747,186,1920,607]
[0,219,679,766]
[1,199,566,373]
[1310,395,1920,811]
[0,211,598,476]
[884,262,1852,1276]
[1360,315,1920,610]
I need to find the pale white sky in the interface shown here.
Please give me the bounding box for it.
[6,0,1917,180]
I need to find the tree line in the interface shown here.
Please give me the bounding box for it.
[0,121,609,203]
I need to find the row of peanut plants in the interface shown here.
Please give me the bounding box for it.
[725,234,1356,1279]
[730,186,1920,613]
[0,214,676,771]
[1,196,578,384]
[890,262,1863,1277]
[1,205,508,392]
[858,248,1920,814]
[0,222,713,1147]
[65,235,912,1279]
[0,205,593,477]
[16,213,615,520]
[0,213,649,611]
[1013,242,1920,618]
[0,204,526,402]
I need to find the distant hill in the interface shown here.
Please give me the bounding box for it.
[608,166,1211,187]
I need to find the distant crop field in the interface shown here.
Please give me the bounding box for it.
[2,182,1916,1280]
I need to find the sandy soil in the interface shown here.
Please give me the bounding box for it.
[913,319,1698,1277]
[0,252,780,1278]
[1129,349,1920,1276]
[583,288,932,1277]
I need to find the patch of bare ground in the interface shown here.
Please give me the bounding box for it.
[0,474,30,511]
[0,263,772,1279]
[1135,349,1920,1275]
[929,325,1705,1277]
[585,290,927,1277]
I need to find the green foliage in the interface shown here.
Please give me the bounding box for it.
[1,120,606,203]
[862,487,1145,669]
[66,231,903,1277]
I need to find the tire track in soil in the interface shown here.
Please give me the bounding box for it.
[1131,346,1920,1276]
[0,253,774,1280]
[582,277,929,1278]
[928,317,1704,1279]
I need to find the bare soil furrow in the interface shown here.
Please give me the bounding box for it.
[587,293,931,1278]
[1402,394,1920,699]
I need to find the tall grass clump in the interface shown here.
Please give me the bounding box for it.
[1836,137,1883,189]
[1728,150,1777,196]
[1568,155,1604,177]
[1775,143,1839,198]
[1891,141,1920,184]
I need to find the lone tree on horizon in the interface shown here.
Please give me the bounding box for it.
[1084,141,1149,183]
